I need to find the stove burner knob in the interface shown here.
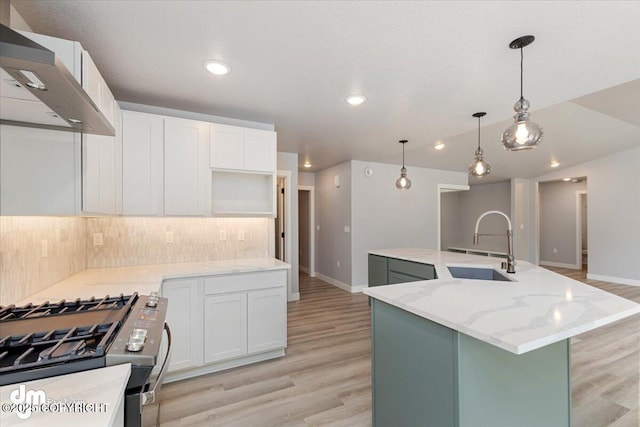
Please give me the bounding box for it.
[126,341,144,352]
[146,292,160,307]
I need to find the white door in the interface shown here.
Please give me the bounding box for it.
[122,111,164,215]
[162,278,204,372]
[247,287,286,353]
[204,293,248,363]
[244,129,276,172]
[210,124,244,170]
[164,118,209,215]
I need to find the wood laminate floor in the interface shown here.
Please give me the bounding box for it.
[159,267,640,426]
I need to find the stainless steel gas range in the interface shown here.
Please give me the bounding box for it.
[0,292,171,427]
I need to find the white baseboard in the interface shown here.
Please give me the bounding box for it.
[587,273,640,287]
[540,260,581,270]
[288,292,300,301]
[315,272,363,293]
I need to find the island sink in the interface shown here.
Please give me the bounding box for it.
[447,266,513,282]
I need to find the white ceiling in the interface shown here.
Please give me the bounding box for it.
[13,1,640,182]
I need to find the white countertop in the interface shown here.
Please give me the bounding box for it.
[0,364,130,427]
[365,248,640,354]
[16,258,290,306]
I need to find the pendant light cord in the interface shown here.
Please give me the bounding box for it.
[520,47,524,99]
[477,116,481,149]
[402,142,405,167]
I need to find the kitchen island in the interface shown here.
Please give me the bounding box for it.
[364,248,640,427]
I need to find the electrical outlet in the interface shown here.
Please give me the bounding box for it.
[165,231,174,244]
[41,239,48,258]
[93,233,104,246]
[316,225,320,231]
[220,230,227,241]
[337,260,341,268]
[553,248,558,254]
[238,230,245,241]
[344,225,350,233]
[520,224,524,230]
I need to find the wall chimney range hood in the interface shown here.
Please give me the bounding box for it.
[0,23,114,136]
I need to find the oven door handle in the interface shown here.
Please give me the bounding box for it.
[141,322,172,407]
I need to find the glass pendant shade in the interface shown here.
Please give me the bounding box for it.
[395,140,411,190]
[501,98,543,150]
[501,35,542,151]
[469,112,491,178]
[469,148,491,178]
[396,167,412,189]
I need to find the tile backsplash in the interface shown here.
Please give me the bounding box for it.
[86,217,270,268]
[0,217,87,305]
[0,216,271,304]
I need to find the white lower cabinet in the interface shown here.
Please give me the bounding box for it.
[162,278,204,372]
[204,293,248,363]
[162,268,288,382]
[248,287,286,353]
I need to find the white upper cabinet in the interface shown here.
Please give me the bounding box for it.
[0,125,80,215]
[164,118,209,216]
[82,103,122,215]
[81,51,116,126]
[244,129,276,172]
[210,125,244,170]
[121,111,164,216]
[210,124,276,173]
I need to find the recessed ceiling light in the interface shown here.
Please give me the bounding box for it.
[204,60,230,75]
[346,95,366,106]
[434,142,445,150]
[303,162,312,168]
[563,178,571,181]
[550,161,560,168]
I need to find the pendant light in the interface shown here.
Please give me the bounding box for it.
[469,112,491,178]
[395,140,412,190]
[501,35,543,151]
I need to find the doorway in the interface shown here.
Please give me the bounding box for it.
[274,170,294,300]
[298,185,315,277]
[576,191,588,270]
[275,177,286,261]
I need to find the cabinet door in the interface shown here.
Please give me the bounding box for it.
[162,278,203,372]
[244,129,276,172]
[204,293,248,363]
[1,125,80,215]
[81,51,115,126]
[82,104,120,215]
[122,111,164,215]
[368,254,389,287]
[210,124,244,170]
[388,271,424,285]
[164,118,209,215]
[247,287,286,354]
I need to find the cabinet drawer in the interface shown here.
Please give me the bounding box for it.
[388,270,426,285]
[388,258,435,280]
[204,270,287,294]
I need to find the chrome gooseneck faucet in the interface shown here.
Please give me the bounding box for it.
[473,210,516,273]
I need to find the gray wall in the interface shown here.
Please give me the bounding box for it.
[351,160,468,287]
[316,161,352,285]
[534,145,640,285]
[511,178,535,263]
[440,181,512,253]
[539,180,588,266]
[298,190,310,270]
[299,172,315,187]
[277,152,299,298]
